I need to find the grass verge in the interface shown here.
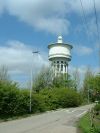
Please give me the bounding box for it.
[78,113,100,133]
[78,113,91,133]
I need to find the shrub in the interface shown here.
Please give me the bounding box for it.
[0,81,20,116]
[0,81,83,118]
[0,81,47,117]
[56,88,82,108]
[94,103,100,115]
[14,90,30,115]
[32,94,46,112]
[39,89,60,110]
[40,88,82,109]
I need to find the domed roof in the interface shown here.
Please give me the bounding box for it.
[48,36,73,61]
[48,36,73,49]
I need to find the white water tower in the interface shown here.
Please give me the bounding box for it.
[48,36,73,76]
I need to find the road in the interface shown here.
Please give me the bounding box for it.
[0,105,93,133]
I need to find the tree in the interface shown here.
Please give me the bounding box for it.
[91,74,100,101]
[52,73,66,88]
[82,67,94,101]
[33,66,80,92]
[0,65,10,82]
[33,67,54,92]
[72,68,80,90]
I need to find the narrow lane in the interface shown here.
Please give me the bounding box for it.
[0,104,93,133]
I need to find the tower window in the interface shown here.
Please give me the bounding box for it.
[61,61,63,64]
[57,64,59,70]
[61,64,63,71]
[57,61,59,63]
[65,65,66,72]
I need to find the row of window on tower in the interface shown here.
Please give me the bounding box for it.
[53,61,67,64]
[52,61,68,72]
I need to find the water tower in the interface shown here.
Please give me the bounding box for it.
[48,36,73,77]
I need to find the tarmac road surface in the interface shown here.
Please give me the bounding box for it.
[0,104,93,133]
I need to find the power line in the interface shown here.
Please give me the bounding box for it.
[79,0,99,72]
[79,0,89,34]
[79,0,98,60]
[93,0,99,41]
[93,0,100,72]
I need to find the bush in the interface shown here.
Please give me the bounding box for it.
[14,90,30,115]
[94,103,100,115]
[0,81,83,118]
[0,81,20,116]
[32,94,47,112]
[55,88,82,108]
[39,88,82,109]
[0,82,46,117]
[40,89,61,110]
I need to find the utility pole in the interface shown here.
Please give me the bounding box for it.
[29,51,39,113]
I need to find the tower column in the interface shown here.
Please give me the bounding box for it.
[55,62,57,70]
[63,63,65,74]
[59,63,61,72]
[66,64,68,80]
[65,64,66,73]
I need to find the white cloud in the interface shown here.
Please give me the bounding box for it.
[67,0,100,14]
[74,45,93,56]
[87,18,97,37]
[34,18,70,35]
[0,0,5,14]
[0,0,100,34]
[5,0,70,34]
[82,17,100,38]
[0,40,48,77]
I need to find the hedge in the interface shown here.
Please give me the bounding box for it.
[0,81,83,118]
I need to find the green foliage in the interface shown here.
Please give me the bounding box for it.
[33,67,79,93]
[82,67,100,102]
[33,67,53,92]
[72,68,80,90]
[0,82,29,116]
[0,81,46,118]
[93,75,100,93]
[82,67,94,99]
[39,88,82,110]
[56,88,82,107]
[0,66,83,119]
[78,112,100,133]
[78,113,91,133]
[52,74,66,88]
[31,94,47,112]
[40,88,60,110]
[94,104,100,112]
[0,65,10,81]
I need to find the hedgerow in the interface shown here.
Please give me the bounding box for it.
[0,81,82,118]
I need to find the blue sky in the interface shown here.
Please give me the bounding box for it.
[0,0,99,86]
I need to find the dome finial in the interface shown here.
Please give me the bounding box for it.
[57,35,63,43]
